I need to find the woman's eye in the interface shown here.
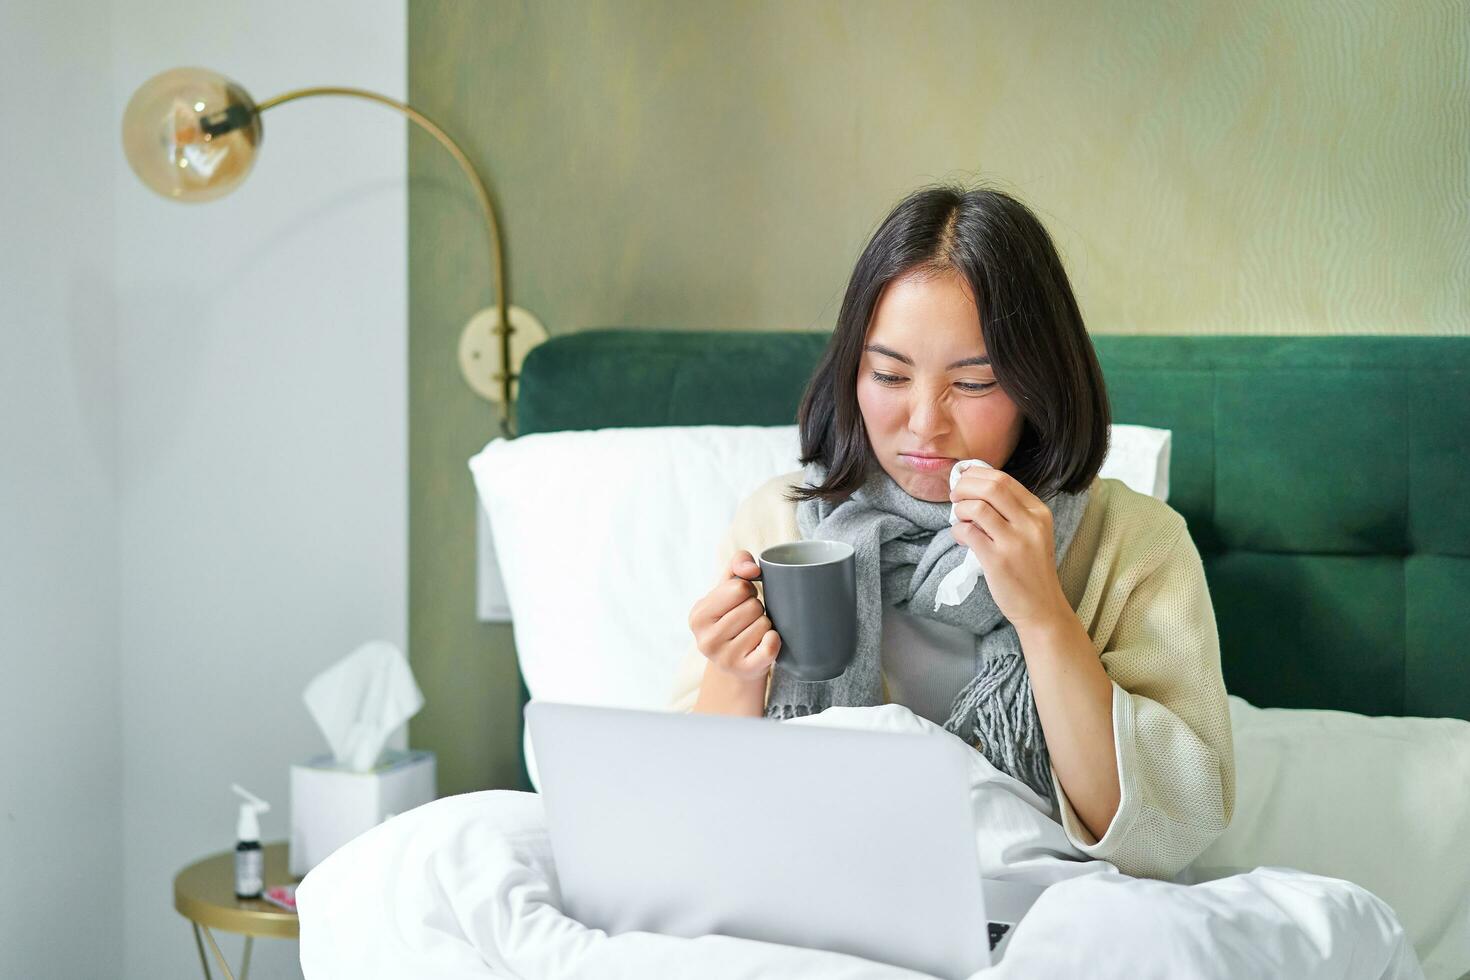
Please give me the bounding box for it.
[869,371,994,393]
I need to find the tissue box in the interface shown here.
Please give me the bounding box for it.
[289,749,436,876]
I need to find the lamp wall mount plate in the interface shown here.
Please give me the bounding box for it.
[459,305,548,405]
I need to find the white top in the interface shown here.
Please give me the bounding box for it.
[880,606,978,727]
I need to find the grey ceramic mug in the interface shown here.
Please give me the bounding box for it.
[757,540,857,682]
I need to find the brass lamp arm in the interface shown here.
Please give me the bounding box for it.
[256,86,514,430]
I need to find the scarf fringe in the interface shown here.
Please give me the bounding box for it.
[765,702,816,720]
[942,652,1056,804]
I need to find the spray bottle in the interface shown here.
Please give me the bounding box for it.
[232,783,270,899]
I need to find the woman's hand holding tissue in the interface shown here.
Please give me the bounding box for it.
[947,465,1071,634]
[687,549,782,683]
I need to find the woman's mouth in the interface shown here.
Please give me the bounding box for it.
[899,454,956,472]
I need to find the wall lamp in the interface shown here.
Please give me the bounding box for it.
[120,67,545,437]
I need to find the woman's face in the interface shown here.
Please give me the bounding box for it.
[856,269,1026,503]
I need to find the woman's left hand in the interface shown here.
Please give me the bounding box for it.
[949,467,1070,632]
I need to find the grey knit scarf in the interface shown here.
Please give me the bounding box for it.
[763,458,1091,803]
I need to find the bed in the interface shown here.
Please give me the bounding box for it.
[298,330,1470,979]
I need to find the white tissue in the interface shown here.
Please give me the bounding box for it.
[934,459,992,611]
[303,640,425,772]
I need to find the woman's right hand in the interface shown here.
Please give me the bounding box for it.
[688,550,782,682]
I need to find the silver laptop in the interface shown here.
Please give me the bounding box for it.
[525,700,1045,978]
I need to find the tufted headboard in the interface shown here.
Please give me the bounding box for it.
[516,330,1470,723]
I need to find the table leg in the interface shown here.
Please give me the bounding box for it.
[239,935,253,980]
[198,923,237,980]
[191,923,214,980]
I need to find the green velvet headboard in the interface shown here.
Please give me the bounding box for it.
[515,330,1470,735]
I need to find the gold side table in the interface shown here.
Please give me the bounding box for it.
[174,840,300,980]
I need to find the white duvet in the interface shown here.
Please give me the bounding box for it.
[298,704,1423,980]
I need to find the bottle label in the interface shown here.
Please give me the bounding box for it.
[235,848,264,897]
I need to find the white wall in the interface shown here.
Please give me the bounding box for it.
[108,2,406,978]
[0,1,122,977]
[4,0,407,973]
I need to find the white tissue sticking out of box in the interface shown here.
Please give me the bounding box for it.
[303,640,424,772]
[934,458,993,611]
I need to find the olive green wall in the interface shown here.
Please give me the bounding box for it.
[408,0,1469,795]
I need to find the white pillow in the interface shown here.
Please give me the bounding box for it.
[470,424,800,704]
[1098,423,1171,504]
[467,423,1170,789]
[1185,696,1470,980]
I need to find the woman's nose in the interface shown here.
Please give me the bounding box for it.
[906,390,951,440]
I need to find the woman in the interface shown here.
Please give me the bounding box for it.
[668,183,1233,881]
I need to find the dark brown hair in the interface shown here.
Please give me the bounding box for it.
[785,182,1110,506]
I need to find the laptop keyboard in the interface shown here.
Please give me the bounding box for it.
[987,921,1012,951]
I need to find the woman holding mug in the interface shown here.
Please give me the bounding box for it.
[668,183,1232,882]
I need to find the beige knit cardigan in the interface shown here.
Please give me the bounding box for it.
[668,470,1236,880]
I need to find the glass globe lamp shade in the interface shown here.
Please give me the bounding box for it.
[121,67,262,202]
